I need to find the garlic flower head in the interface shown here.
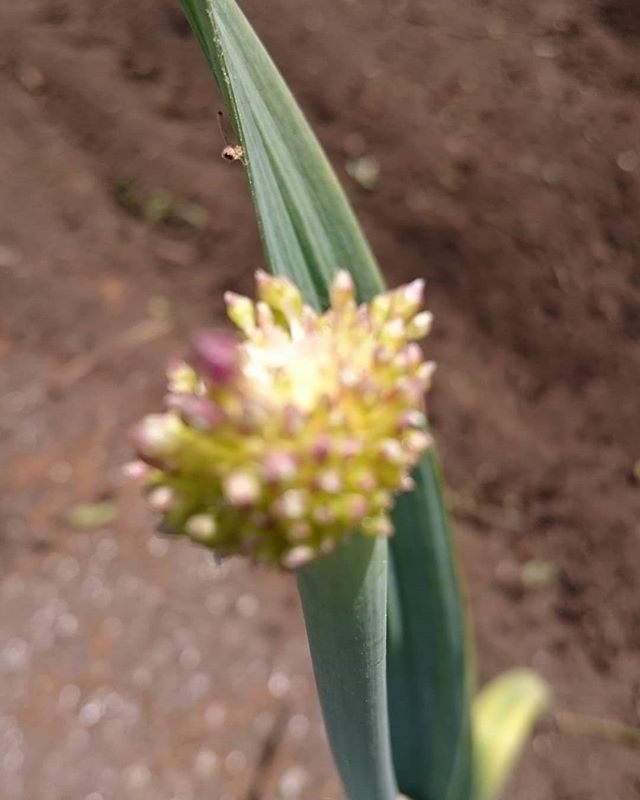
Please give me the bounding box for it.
[129,269,434,569]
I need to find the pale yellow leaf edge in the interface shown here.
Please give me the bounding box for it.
[473,668,551,800]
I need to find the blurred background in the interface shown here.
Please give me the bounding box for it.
[1,1,639,798]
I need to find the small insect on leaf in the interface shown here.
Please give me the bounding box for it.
[218,111,245,164]
[222,144,245,162]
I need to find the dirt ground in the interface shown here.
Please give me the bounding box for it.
[1,1,639,798]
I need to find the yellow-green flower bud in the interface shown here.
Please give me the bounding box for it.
[129,270,435,569]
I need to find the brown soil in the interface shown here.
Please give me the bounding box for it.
[1,1,639,799]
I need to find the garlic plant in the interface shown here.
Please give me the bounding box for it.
[129,2,550,799]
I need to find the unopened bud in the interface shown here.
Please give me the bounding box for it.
[185,514,217,543]
[166,394,222,431]
[282,545,315,570]
[406,311,433,340]
[262,451,298,483]
[147,485,176,512]
[131,414,183,460]
[275,490,307,520]
[224,471,260,506]
[190,330,238,384]
[316,470,342,493]
[379,438,404,464]
[401,279,425,311]
[225,291,256,336]
[329,270,355,310]
[256,270,303,319]
[122,460,151,480]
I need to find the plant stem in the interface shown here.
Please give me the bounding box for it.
[297,534,397,800]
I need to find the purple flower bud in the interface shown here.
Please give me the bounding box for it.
[348,496,368,520]
[403,278,425,307]
[262,451,298,483]
[282,405,305,436]
[311,434,332,461]
[190,330,239,384]
[165,394,223,431]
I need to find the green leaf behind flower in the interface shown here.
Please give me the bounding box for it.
[180,0,385,310]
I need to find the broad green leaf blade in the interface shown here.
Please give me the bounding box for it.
[473,669,550,800]
[297,536,397,800]
[180,0,385,311]
[388,453,473,800]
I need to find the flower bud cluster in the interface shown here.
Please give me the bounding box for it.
[129,270,434,569]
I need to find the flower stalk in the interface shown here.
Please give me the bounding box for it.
[297,535,397,800]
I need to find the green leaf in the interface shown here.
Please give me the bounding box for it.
[179,2,472,799]
[388,453,473,800]
[473,669,550,800]
[180,0,385,311]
